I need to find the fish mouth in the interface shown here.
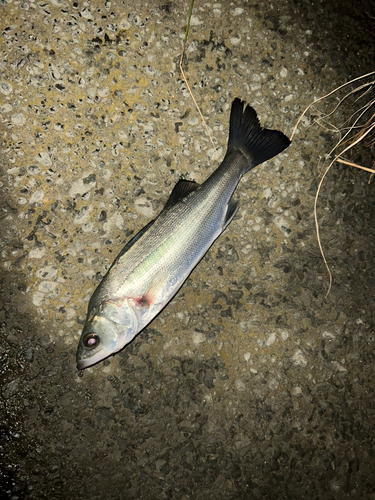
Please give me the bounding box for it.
[77,358,90,370]
[76,347,105,370]
[76,351,106,370]
[76,342,118,370]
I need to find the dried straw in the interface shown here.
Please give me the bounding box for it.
[293,71,375,296]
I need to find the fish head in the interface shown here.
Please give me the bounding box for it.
[76,298,138,369]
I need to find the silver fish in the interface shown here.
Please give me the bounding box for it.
[76,98,290,369]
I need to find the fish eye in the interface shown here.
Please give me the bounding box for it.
[83,333,100,349]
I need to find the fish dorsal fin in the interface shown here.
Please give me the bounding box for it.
[111,219,155,266]
[163,179,200,210]
[223,197,239,230]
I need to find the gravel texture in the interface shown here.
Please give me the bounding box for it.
[1,0,375,499]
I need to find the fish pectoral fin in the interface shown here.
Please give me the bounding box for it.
[163,179,201,211]
[129,274,163,311]
[223,197,239,230]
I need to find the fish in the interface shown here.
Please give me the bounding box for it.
[76,98,291,369]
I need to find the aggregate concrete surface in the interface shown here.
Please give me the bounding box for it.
[1,0,375,498]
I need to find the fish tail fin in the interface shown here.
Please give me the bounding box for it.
[227,98,291,174]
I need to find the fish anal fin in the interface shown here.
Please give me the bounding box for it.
[223,197,239,230]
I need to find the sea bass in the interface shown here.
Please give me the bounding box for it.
[76,98,290,369]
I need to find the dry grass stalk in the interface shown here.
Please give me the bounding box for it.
[293,71,375,296]
[179,0,217,157]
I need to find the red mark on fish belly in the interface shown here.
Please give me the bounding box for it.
[129,294,152,308]
[102,293,154,310]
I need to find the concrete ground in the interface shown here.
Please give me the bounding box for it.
[1,0,375,498]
